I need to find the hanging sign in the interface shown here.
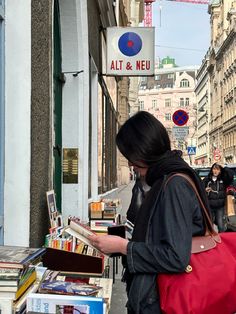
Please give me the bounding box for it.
[106,27,155,76]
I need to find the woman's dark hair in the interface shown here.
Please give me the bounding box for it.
[116,111,171,166]
[208,163,223,180]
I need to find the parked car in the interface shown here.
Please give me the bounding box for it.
[193,167,210,180]
[225,164,236,187]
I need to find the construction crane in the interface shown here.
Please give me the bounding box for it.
[144,0,210,27]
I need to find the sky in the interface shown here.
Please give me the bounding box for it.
[152,0,211,67]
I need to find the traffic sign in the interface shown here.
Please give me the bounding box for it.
[214,153,221,161]
[187,146,196,155]
[172,126,189,140]
[172,110,189,126]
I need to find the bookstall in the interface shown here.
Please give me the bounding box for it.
[34,192,122,313]
[0,191,123,313]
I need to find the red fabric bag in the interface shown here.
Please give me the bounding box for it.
[157,174,236,314]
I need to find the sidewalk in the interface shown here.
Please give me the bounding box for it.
[105,181,134,314]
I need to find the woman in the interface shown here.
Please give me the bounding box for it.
[203,163,229,232]
[89,111,210,314]
[126,169,150,224]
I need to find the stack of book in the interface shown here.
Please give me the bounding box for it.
[0,245,46,314]
[43,219,109,277]
[26,269,112,314]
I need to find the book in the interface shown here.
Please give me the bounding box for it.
[38,280,102,296]
[0,267,22,279]
[0,246,46,269]
[90,220,116,232]
[89,277,112,313]
[13,281,40,313]
[64,220,107,256]
[38,269,102,297]
[26,293,105,314]
[0,269,36,300]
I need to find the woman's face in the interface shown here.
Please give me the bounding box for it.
[212,166,221,177]
[128,161,148,177]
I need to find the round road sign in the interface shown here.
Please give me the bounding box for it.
[172,110,189,126]
[214,153,221,161]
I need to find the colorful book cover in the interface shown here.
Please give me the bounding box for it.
[39,280,101,296]
[0,246,46,269]
[26,293,105,314]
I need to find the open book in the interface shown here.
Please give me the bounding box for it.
[64,220,108,256]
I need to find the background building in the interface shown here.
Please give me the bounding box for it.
[138,57,199,164]
[195,50,211,166]
[208,0,236,164]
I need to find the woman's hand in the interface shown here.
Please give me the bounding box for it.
[88,234,128,255]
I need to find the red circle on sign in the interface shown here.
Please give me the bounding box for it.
[172,110,189,126]
[214,154,221,161]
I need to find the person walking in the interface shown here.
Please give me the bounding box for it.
[203,163,232,232]
[89,111,211,314]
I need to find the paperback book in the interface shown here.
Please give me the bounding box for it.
[39,280,101,296]
[64,220,107,256]
[0,246,46,269]
[26,293,105,314]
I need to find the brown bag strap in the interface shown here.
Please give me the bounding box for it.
[165,173,216,235]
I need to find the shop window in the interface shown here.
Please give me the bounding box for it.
[97,80,117,194]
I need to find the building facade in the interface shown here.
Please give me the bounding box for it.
[1,0,133,247]
[208,0,236,165]
[138,59,199,164]
[195,51,211,166]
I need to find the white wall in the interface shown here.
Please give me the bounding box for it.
[4,0,31,245]
[59,0,90,221]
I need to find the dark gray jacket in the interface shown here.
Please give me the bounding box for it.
[126,175,205,313]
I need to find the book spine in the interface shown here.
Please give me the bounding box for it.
[15,271,36,300]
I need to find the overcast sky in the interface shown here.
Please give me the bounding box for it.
[152,0,211,67]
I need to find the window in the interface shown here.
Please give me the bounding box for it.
[165,98,171,107]
[97,80,117,194]
[140,77,147,82]
[180,98,185,107]
[152,99,157,109]
[185,98,190,106]
[167,73,174,79]
[180,79,190,88]
[155,74,160,80]
[139,100,144,110]
[165,113,171,121]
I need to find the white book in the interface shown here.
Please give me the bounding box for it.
[27,292,106,314]
[64,221,108,256]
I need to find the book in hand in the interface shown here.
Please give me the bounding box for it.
[0,246,46,269]
[65,220,107,256]
[27,293,105,314]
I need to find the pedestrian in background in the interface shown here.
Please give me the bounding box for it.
[203,162,233,232]
[89,111,210,314]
